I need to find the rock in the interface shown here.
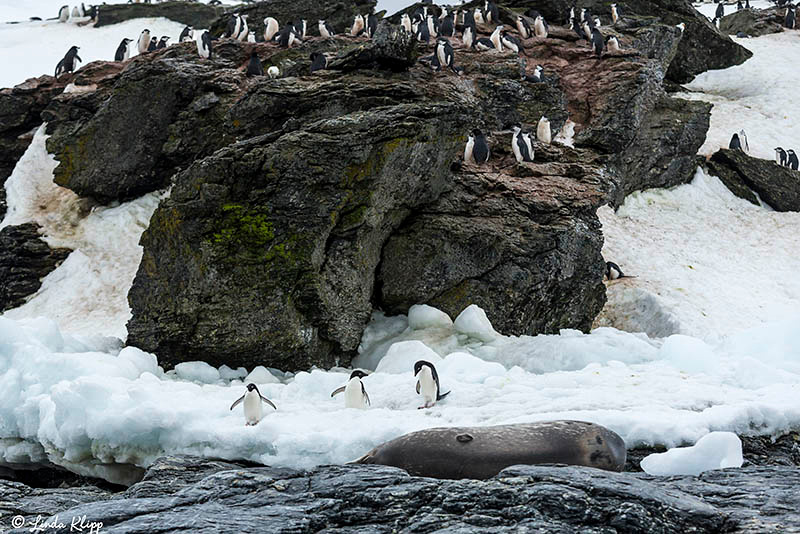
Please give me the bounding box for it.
[94,1,226,29]
[0,223,71,312]
[704,148,800,212]
[327,22,418,72]
[719,6,786,37]
[10,454,800,533]
[0,479,110,530]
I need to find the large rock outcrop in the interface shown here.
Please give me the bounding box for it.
[94,1,226,29]
[720,6,789,37]
[5,455,800,533]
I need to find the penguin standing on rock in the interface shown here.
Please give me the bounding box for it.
[351,14,365,36]
[775,147,788,166]
[230,383,276,426]
[401,14,412,33]
[788,149,799,170]
[179,26,193,42]
[611,3,620,24]
[606,35,621,53]
[435,38,455,72]
[114,38,132,61]
[331,370,371,409]
[537,116,551,144]
[137,29,151,55]
[55,46,81,78]
[246,51,262,76]
[156,36,169,49]
[485,1,499,23]
[147,37,158,52]
[366,14,378,38]
[440,13,455,37]
[512,126,534,162]
[573,19,589,40]
[277,25,299,48]
[516,15,532,38]
[309,52,327,73]
[319,19,335,38]
[267,65,280,79]
[534,14,549,38]
[591,27,605,57]
[465,129,490,164]
[729,133,742,150]
[264,17,280,41]
[414,361,450,409]
[196,30,212,59]
[462,24,475,48]
[490,25,504,51]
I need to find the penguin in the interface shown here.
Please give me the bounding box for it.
[401,14,412,33]
[785,7,796,29]
[196,30,212,59]
[114,38,132,61]
[179,26,193,42]
[267,65,280,79]
[537,116,551,144]
[573,19,589,41]
[594,17,602,28]
[415,22,431,44]
[440,13,455,37]
[516,15,532,39]
[715,1,725,20]
[501,32,523,54]
[464,9,476,28]
[277,25,299,48]
[225,13,241,39]
[414,360,450,409]
[534,14,549,38]
[522,132,535,162]
[237,15,250,42]
[319,19,335,38]
[788,149,799,170]
[582,8,593,23]
[485,1,499,24]
[569,6,576,27]
[248,33,256,43]
[676,22,686,32]
[264,17,280,41]
[714,17,720,30]
[310,51,327,73]
[604,261,632,280]
[512,126,533,163]
[737,0,743,10]
[474,7,485,24]
[606,35,621,53]
[147,37,157,52]
[71,6,81,19]
[473,37,495,51]
[583,20,594,42]
[462,24,475,48]
[58,5,69,22]
[55,46,81,78]
[156,36,169,49]
[246,51,262,76]
[745,0,750,8]
[351,14,365,36]
[230,383,276,426]
[775,147,788,166]
[739,129,749,153]
[611,3,620,24]
[490,25,504,51]
[426,14,438,38]
[522,64,543,82]
[330,370,371,409]
[297,19,308,40]
[465,129,490,164]
[729,133,741,150]
[137,29,151,55]
[591,27,605,57]
[435,38,456,72]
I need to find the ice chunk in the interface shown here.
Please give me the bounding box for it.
[174,362,220,384]
[408,304,453,330]
[245,365,281,384]
[375,340,443,374]
[640,432,744,476]
[439,352,505,383]
[453,305,497,342]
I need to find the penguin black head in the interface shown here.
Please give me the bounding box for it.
[142,28,150,33]
[350,370,369,380]
[472,128,483,137]
[414,360,436,376]
[246,383,259,392]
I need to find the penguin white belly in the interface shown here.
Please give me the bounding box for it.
[418,367,438,406]
[344,378,367,409]
[464,137,476,164]
[512,133,523,162]
[243,390,263,425]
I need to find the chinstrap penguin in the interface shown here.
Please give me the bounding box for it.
[465,129,490,164]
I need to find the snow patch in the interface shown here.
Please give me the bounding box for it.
[641,431,744,476]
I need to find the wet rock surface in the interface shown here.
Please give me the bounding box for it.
[0,223,71,312]
[704,148,800,211]
[3,455,800,533]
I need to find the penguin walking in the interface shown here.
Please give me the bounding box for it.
[196,30,212,59]
[788,150,799,170]
[330,370,371,409]
[55,46,81,78]
[516,15,532,39]
[512,126,534,163]
[230,383,276,426]
[729,133,742,150]
[606,35,621,53]
[775,147,788,166]
[489,25,504,51]
[179,26,193,43]
[309,52,327,73]
[264,17,280,41]
[465,129,490,164]
[319,19,335,38]
[522,64,543,82]
[435,38,455,72]
[246,51,262,76]
[537,116,552,144]
[267,65,280,79]
[137,29,151,55]
[605,261,634,280]
[156,36,170,49]
[591,27,605,56]
[414,360,450,409]
[114,38,132,61]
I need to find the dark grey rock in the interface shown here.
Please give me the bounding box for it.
[705,148,800,212]
[719,6,786,37]
[327,22,418,72]
[0,223,71,312]
[94,1,227,29]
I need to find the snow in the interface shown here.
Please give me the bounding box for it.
[453,304,498,342]
[408,304,453,330]
[1,126,164,340]
[640,431,744,476]
[174,362,221,384]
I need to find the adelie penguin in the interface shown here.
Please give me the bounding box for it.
[137,29,151,55]
[114,38,132,61]
[55,45,81,78]
[319,19,335,38]
[230,383,276,426]
[246,51,263,76]
[605,261,635,280]
[309,52,327,73]
[414,360,450,409]
[512,125,534,163]
[331,370,371,409]
[465,129,490,164]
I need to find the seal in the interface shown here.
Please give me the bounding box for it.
[352,420,626,479]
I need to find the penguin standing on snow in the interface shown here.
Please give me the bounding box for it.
[179,26,193,42]
[775,147,787,166]
[591,27,605,56]
[196,30,212,59]
[246,51,262,76]
[55,46,81,78]
[230,383,276,426]
[512,125,534,162]
[331,370,371,409]
[309,52,327,73]
[137,29,151,55]
[319,19,335,38]
[738,129,750,153]
[465,129,490,164]
[604,261,633,280]
[58,5,69,22]
[114,38,132,61]
[414,360,450,409]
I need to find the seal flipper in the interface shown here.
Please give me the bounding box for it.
[229,395,245,411]
[260,395,277,409]
[330,386,346,397]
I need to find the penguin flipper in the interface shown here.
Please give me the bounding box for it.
[229,395,245,411]
[362,383,371,406]
[330,386,346,397]
[260,395,277,410]
[437,390,451,401]
[415,381,420,394]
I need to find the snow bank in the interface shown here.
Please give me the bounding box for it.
[1,126,164,339]
[641,431,744,476]
[2,304,799,484]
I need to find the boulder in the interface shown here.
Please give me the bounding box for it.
[0,223,71,312]
[94,1,226,29]
[719,6,787,37]
[705,148,800,212]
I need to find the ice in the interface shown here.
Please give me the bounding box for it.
[640,431,744,476]
[375,340,443,374]
[174,362,221,384]
[408,304,453,330]
[245,365,281,385]
[454,304,498,342]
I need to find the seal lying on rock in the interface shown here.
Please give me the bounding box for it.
[352,420,626,479]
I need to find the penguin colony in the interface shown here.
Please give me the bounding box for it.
[230,360,449,424]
